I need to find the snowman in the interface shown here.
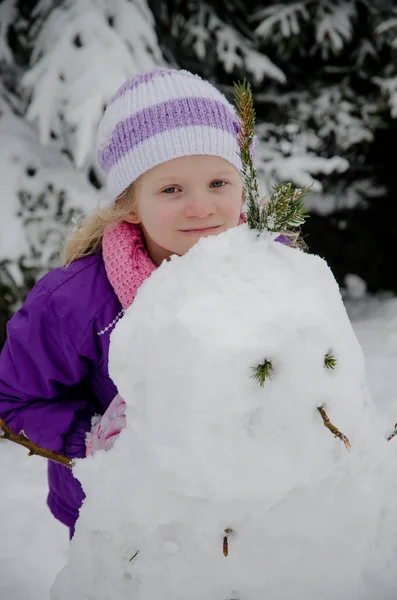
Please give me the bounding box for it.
[51,84,397,600]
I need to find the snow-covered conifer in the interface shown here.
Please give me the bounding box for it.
[0,0,164,336]
[23,0,164,170]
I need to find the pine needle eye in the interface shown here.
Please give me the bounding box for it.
[251,359,273,387]
[324,352,337,370]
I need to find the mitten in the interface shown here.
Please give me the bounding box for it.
[85,394,126,456]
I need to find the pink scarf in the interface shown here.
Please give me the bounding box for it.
[102,214,246,308]
[102,222,157,310]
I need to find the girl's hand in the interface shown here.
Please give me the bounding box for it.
[85,394,126,456]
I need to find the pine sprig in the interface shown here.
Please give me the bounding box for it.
[233,80,261,230]
[251,359,273,386]
[262,183,310,233]
[324,352,337,370]
[233,80,310,233]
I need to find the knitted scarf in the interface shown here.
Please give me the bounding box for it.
[102,222,157,310]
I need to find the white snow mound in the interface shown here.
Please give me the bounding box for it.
[51,225,397,600]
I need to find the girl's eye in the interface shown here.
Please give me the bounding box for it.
[210,180,227,188]
[162,186,180,194]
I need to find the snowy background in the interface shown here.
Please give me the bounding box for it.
[1,0,397,597]
[1,0,397,344]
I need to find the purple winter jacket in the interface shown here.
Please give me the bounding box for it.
[0,251,123,532]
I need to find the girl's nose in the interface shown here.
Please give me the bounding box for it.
[184,194,216,218]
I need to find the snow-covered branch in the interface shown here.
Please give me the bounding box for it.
[22,0,164,169]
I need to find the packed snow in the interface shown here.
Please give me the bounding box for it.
[1,274,397,600]
[42,225,397,600]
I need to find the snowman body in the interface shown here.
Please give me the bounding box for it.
[51,226,397,600]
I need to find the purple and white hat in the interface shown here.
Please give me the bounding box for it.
[96,68,242,204]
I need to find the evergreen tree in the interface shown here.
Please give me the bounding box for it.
[149,0,397,293]
[0,0,165,346]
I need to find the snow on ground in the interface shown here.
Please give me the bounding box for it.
[0,443,68,600]
[0,293,396,600]
[346,294,397,427]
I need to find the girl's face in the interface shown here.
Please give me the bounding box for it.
[125,155,244,265]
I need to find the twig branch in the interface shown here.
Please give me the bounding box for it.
[223,528,233,557]
[0,417,73,469]
[387,424,397,441]
[129,551,139,562]
[317,406,351,449]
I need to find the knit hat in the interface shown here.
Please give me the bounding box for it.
[96,68,242,205]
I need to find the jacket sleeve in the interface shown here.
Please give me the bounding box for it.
[0,283,95,457]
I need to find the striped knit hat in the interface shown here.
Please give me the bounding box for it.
[96,68,242,205]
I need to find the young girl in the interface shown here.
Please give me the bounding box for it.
[0,68,247,538]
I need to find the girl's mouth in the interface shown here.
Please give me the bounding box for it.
[180,226,221,233]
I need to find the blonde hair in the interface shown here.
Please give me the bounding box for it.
[62,183,136,266]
